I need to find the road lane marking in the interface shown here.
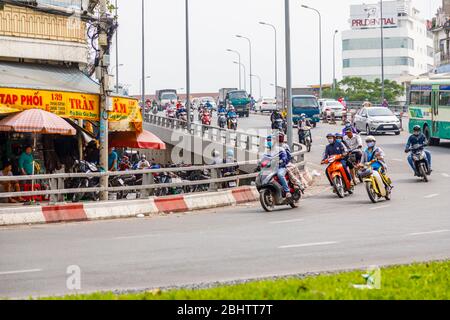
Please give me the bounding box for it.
[406,230,450,237]
[442,173,449,178]
[392,159,404,162]
[270,219,304,224]
[279,241,338,249]
[113,234,160,240]
[0,269,42,276]
[424,194,440,199]
[369,205,391,211]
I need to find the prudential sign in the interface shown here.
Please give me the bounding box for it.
[350,2,398,29]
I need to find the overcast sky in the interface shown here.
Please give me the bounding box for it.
[112,0,441,97]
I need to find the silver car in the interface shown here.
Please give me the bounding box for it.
[354,107,401,135]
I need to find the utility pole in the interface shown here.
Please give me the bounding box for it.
[285,0,293,148]
[115,0,118,93]
[380,0,385,102]
[98,0,110,200]
[186,0,191,130]
[141,0,145,115]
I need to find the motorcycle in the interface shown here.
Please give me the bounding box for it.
[273,118,287,134]
[227,115,238,131]
[409,145,431,182]
[255,158,302,212]
[321,154,354,198]
[346,149,363,185]
[359,164,392,203]
[218,112,227,129]
[67,160,100,202]
[166,107,176,120]
[298,127,312,153]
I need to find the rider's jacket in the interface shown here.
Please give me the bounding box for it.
[176,108,187,116]
[323,141,347,161]
[218,107,227,114]
[405,133,428,150]
[363,147,386,171]
[205,102,212,110]
[271,111,282,123]
[343,134,363,151]
[227,111,237,118]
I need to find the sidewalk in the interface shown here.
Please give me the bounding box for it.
[0,169,315,227]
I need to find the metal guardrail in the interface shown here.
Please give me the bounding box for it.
[0,144,306,201]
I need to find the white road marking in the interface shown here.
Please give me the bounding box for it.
[369,205,391,211]
[392,159,404,162]
[424,194,440,199]
[407,230,450,237]
[442,173,449,178]
[113,234,160,240]
[270,218,304,224]
[279,241,338,249]
[0,269,42,276]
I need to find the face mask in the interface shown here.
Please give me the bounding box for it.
[328,139,334,144]
[336,139,342,143]
[367,142,375,148]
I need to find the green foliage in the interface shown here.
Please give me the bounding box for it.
[323,77,404,103]
[42,261,450,300]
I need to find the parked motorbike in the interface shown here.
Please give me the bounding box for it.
[218,112,227,129]
[409,145,431,182]
[359,164,392,203]
[255,158,302,212]
[227,115,238,131]
[68,160,100,202]
[321,154,354,198]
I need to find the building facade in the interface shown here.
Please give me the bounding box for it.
[341,0,434,83]
[429,0,450,73]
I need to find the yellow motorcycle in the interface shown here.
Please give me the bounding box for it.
[358,162,392,203]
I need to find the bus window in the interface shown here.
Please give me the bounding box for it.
[439,91,450,106]
[410,91,431,105]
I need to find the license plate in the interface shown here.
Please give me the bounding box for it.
[118,179,124,184]
[384,125,393,129]
[229,182,237,187]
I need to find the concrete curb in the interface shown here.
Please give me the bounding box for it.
[0,171,314,227]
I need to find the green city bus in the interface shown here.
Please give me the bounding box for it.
[409,78,450,145]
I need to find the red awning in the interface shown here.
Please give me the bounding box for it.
[109,130,166,150]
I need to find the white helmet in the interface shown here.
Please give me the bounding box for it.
[366,136,376,143]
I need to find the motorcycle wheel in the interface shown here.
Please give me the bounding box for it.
[306,140,312,153]
[419,164,428,183]
[365,181,379,203]
[333,176,345,199]
[260,189,275,212]
[385,187,392,201]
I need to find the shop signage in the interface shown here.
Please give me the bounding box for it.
[0,87,141,125]
[350,2,398,29]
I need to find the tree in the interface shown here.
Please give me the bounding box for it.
[323,77,404,103]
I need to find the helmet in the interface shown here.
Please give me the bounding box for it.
[345,127,353,133]
[122,156,129,161]
[335,133,343,138]
[266,135,272,141]
[230,106,235,111]
[413,125,421,132]
[226,149,234,158]
[326,133,335,138]
[366,136,376,143]
[212,150,220,157]
[141,154,147,160]
[300,113,306,118]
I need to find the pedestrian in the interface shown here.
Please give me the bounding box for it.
[18,145,34,176]
[0,161,25,203]
[382,99,389,108]
[108,147,119,171]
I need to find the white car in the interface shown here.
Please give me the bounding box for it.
[320,100,346,118]
[199,97,217,111]
[256,97,277,113]
[354,107,401,135]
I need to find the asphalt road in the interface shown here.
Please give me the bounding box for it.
[1,115,449,298]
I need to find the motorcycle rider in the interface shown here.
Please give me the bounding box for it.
[341,121,358,136]
[343,128,363,182]
[265,135,292,199]
[136,154,151,170]
[322,133,352,186]
[270,109,283,130]
[361,136,392,189]
[204,100,213,111]
[119,155,132,171]
[227,106,238,127]
[298,113,313,144]
[218,104,227,114]
[176,104,187,119]
[405,125,432,176]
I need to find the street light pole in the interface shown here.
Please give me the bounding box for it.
[227,49,242,89]
[251,74,262,100]
[301,5,322,99]
[141,0,145,114]
[233,62,246,91]
[285,0,293,148]
[259,22,278,99]
[185,0,191,130]
[333,30,338,98]
[380,0,385,102]
[236,35,253,97]
[115,0,119,94]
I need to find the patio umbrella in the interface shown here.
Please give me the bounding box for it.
[109,130,166,150]
[0,108,76,135]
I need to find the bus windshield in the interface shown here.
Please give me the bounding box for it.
[293,97,318,109]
